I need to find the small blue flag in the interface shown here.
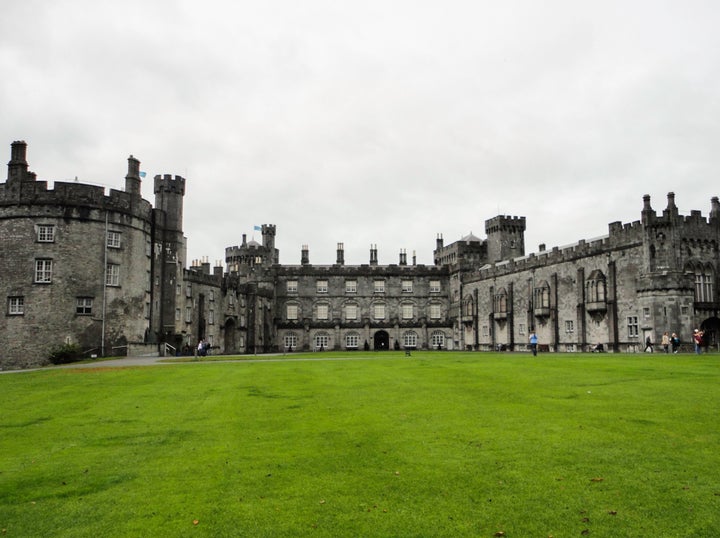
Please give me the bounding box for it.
[253,225,262,231]
[139,171,147,178]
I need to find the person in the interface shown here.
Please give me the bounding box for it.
[529,331,538,356]
[197,338,206,357]
[661,331,670,354]
[592,343,604,353]
[671,332,680,353]
[644,336,653,353]
[693,329,703,354]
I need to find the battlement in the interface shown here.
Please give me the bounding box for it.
[273,264,448,277]
[485,215,526,233]
[154,174,186,195]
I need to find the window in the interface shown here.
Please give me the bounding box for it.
[494,288,508,313]
[8,296,24,315]
[317,303,329,320]
[284,333,298,350]
[402,280,413,293]
[314,333,330,350]
[374,280,385,294]
[429,303,441,319]
[627,316,639,338]
[403,331,418,348]
[345,303,357,320]
[287,280,298,293]
[37,224,55,243]
[209,290,214,302]
[346,333,359,349]
[586,270,606,302]
[229,293,235,306]
[106,231,121,248]
[105,263,120,286]
[694,269,714,302]
[565,320,574,334]
[185,306,192,323]
[518,323,526,336]
[373,303,386,320]
[186,283,192,298]
[482,325,489,337]
[345,280,357,294]
[642,307,650,320]
[401,303,413,320]
[209,310,215,325]
[175,308,181,321]
[286,303,298,320]
[176,284,181,296]
[430,330,445,348]
[534,283,550,308]
[429,280,441,293]
[76,297,93,315]
[316,280,328,294]
[35,259,53,283]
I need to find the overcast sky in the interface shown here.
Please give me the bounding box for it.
[2,1,719,267]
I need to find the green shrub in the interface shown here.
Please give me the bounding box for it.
[47,342,83,364]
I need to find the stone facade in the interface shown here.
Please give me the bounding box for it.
[1,141,719,369]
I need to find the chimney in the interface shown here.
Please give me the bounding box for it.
[370,244,378,266]
[399,249,407,266]
[125,155,142,197]
[301,244,309,265]
[336,242,344,265]
[412,250,417,266]
[436,233,444,250]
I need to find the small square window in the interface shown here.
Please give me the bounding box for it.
[8,296,24,315]
[76,297,93,315]
[37,225,55,243]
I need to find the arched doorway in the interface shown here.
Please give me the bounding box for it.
[373,330,389,350]
[700,316,720,351]
[224,318,237,354]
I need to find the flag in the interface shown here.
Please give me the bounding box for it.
[253,225,262,231]
[139,171,147,178]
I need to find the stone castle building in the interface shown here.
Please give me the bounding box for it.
[1,141,718,369]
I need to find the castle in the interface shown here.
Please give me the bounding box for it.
[1,141,718,369]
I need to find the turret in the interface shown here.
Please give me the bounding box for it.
[154,174,186,233]
[485,215,526,263]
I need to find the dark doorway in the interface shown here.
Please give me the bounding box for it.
[224,318,237,354]
[700,316,720,351]
[374,330,389,350]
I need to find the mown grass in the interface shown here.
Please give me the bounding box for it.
[0,352,719,537]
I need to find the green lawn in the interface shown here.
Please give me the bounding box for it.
[1,352,719,537]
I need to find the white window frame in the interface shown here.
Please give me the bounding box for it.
[287,303,298,320]
[317,303,329,320]
[565,320,574,334]
[345,280,357,294]
[316,280,328,294]
[403,331,418,348]
[345,303,357,320]
[37,224,55,243]
[285,333,298,349]
[35,259,53,283]
[106,230,121,249]
[401,303,413,320]
[401,280,413,293]
[430,330,445,348]
[373,303,386,320]
[8,296,24,315]
[374,280,385,294]
[314,333,330,350]
[627,316,639,338]
[287,280,298,293]
[346,333,359,349]
[429,280,441,293]
[105,263,120,287]
[429,303,441,320]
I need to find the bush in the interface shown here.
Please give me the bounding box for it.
[48,343,84,365]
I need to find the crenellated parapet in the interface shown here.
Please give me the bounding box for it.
[273,264,448,278]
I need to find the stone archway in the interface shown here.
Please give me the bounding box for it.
[700,316,720,351]
[373,330,389,350]
[224,318,237,354]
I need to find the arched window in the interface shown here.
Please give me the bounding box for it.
[463,296,474,316]
[689,263,715,302]
[284,332,298,350]
[345,332,360,349]
[403,331,418,348]
[494,288,508,313]
[314,332,330,350]
[430,330,445,349]
[586,270,606,303]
